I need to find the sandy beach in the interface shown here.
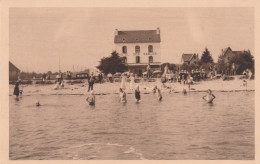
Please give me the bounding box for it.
[9,77,255,97]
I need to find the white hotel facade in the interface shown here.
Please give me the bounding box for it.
[114,28,161,76]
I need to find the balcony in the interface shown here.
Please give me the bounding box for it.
[143,52,157,55]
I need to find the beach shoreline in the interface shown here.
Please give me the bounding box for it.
[9,78,255,97]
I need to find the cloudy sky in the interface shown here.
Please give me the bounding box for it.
[9,7,254,73]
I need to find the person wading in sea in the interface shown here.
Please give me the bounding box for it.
[202,89,216,103]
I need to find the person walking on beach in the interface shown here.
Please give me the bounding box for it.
[129,74,135,91]
[120,74,126,90]
[119,88,127,103]
[108,73,113,83]
[86,91,95,106]
[135,85,141,102]
[98,73,103,84]
[88,73,96,92]
[42,73,46,82]
[202,89,216,103]
[13,82,20,97]
[187,74,192,90]
[147,63,151,78]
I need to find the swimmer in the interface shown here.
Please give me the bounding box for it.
[153,85,162,101]
[135,85,141,102]
[182,88,187,95]
[53,82,59,90]
[86,91,95,106]
[243,80,247,87]
[13,82,20,97]
[202,89,216,103]
[35,100,40,106]
[60,81,65,88]
[19,85,23,96]
[119,88,127,103]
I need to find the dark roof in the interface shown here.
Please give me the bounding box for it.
[182,54,194,62]
[233,51,247,55]
[222,47,232,56]
[222,47,248,56]
[9,61,20,72]
[114,30,161,43]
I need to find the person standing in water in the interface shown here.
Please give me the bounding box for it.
[135,85,141,102]
[119,88,127,103]
[153,85,162,101]
[202,89,216,103]
[86,91,95,106]
[13,82,20,97]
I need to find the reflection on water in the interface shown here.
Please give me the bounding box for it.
[9,91,254,160]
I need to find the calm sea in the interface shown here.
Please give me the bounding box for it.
[9,91,254,160]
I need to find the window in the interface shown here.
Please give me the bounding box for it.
[122,57,127,63]
[149,56,153,63]
[148,45,153,53]
[136,56,140,63]
[135,45,140,53]
[122,46,127,53]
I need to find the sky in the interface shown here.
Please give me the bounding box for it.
[9,7,254,73]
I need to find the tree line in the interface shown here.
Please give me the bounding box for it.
[96,48,254,76]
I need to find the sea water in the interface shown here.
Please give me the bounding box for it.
[9,91,254,160]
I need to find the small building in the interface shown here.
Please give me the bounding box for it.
[221,47,249,64]
[114,28,161,76]
[181,53,199,65]
[9,61,20,81]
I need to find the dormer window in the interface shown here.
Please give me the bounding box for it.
[136,38,139,41]
[148,37,151,40]
[122,38,125,42]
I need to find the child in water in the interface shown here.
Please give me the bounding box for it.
[182,88,187,95]
[13,82,20,97]
[135,85,141,102]
[86,91,95,106]
[202,89,216,103]
[153,85,162,101]
[35,100,40,106]
[119,88,127,103]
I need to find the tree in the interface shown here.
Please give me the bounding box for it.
[229,50,254,74]
[97,51,128,74]
[201,48,214,64]
[161,63,177,72]
[216,54,228,74]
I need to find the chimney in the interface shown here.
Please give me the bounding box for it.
[156,27,160,34]
[115,29,118,35]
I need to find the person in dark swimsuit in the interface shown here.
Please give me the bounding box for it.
[135,85,141,102]
[13,82,19,97]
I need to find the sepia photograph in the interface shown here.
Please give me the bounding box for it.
[2,2,257,162]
